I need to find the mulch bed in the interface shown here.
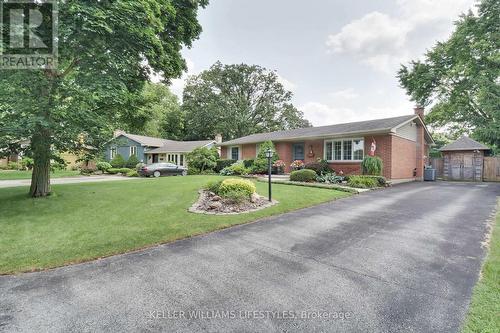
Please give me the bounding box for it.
[189,190,277,215]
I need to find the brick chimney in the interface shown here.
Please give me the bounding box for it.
[113,129,125,138]
[214,133,223,144]
[414,106,424,119]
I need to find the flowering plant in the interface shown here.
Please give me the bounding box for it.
[290,160,305,170]
[273,160,285,168]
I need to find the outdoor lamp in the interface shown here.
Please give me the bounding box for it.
[265,148,273,201]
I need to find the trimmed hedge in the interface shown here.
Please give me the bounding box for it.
[290,169,317,182]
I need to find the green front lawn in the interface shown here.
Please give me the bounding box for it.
[462,199,500,333]
[0,176,351,274]
[0,169,80,180]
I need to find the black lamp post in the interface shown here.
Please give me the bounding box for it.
[265,148,273,202]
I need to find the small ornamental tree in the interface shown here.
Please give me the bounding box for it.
[253,141,279,173]
[361,156,383,176]
[110,154,126,168]
[186,147,219,172]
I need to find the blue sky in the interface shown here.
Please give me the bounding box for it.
[169,0,476,126]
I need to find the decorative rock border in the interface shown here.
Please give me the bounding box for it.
[188,190,278,215]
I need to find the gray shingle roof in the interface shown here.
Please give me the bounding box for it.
[440,136,490,151]
[220,114,418,146]
[121,133,174,147]
[146,140,215,153]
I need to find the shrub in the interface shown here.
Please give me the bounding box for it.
[50,161,67,171]
[347,175,379,188]
[223,190,248,204]
[361,156,383,176]
[205,179,223,194]
[220,161,250,176]
[187,167,200,175]
[243,159,255,169]
[96,161,112,172]
[7,161,21,170]
[252,141,279,173]
[118,168,132,174]
[20,157,34,170]
[136,162,146,171]
[290,160,305,170]
[107,168,120,174]
[218,178,256,198]
[215,159,236,172]
[316,172,343,184]
[290,169,317,182]
[305,159,332,175]
[126,155,140,169]
[126,170,139,177]
[272,159,286,175]
[186,147,219,172]
[110,154,126,168]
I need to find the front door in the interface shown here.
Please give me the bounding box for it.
[292,143,305,161]
[152,154,159,163]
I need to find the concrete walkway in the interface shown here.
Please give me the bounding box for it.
[0,175,138,188]
[0,182,498,332]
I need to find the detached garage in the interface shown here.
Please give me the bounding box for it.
[440,136,491,181]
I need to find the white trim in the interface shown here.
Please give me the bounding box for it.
[130,146,137,156]
[323,138,364,162]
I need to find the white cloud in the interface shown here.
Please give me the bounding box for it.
[276,74,297,92]
[326,0,475,73]
[329,88,359,100]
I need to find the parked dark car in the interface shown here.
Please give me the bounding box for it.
[139,163,187,177]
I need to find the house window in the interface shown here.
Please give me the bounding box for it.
[130,146,137,156]
[180,154,184,166]
[230,146,240,160]
[110,147,117,159]
[324,138,364,161]
[292,143,305,160]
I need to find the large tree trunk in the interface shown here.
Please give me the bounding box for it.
[29,129,52,197]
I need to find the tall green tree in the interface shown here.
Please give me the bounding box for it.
[129,83,184,140]
[182,62,311,141]
[0,0,207,197]
[398,0,499,149]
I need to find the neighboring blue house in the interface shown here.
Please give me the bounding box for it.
[104,131,217,167]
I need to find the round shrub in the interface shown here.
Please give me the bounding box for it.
[218,178,256,198]
[118,168,132,174]
[107,168,120,174]
[110,154,126,168]
[290,169,317,182]
[205,180,223,194]
[96,161,112,172]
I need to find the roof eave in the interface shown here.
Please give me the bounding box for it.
[218,128,394,146]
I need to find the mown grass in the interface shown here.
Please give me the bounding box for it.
[461,199,500,333]
[0,169,80,180]
[0,175,351,274]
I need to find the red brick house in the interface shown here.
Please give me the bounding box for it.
[219,108,433,180]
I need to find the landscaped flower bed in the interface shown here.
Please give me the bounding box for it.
[189,178,276,214]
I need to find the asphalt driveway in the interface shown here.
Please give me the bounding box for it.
[1,181,498,332]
